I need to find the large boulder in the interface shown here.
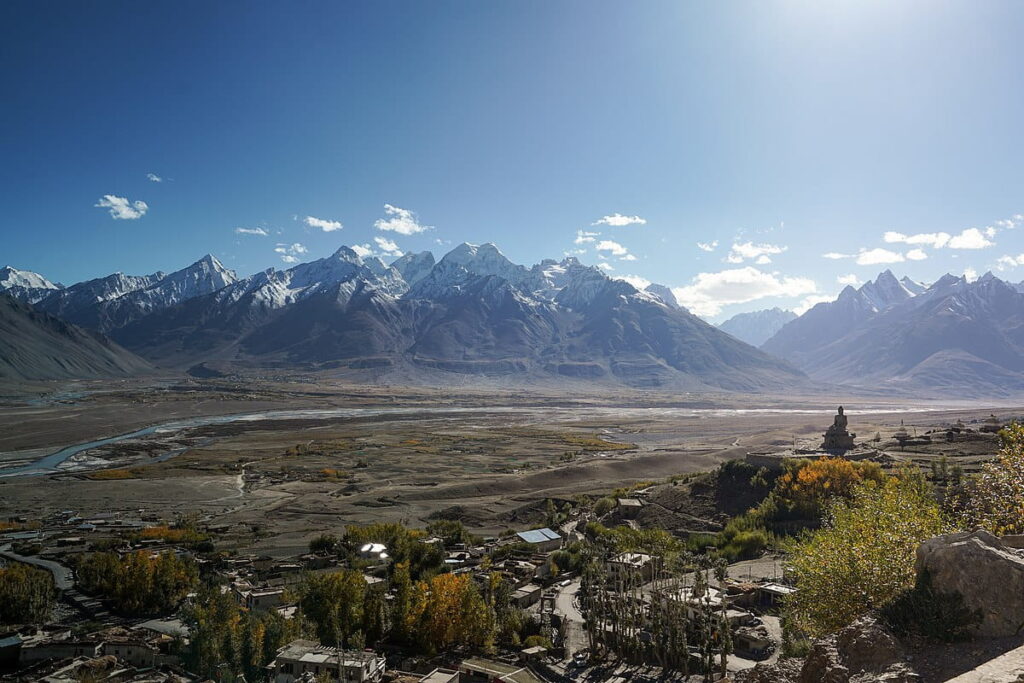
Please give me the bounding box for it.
[798,616,919,683]
[733,617,918,683]
[916,529,1024,638]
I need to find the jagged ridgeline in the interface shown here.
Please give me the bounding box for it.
[0,245,804,391]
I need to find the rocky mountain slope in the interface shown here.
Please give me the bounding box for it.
[762,270,921,364]
[35,255,237,332]
[764,270,1024,396]
[0,294,151,381]
[0,265,62,304]
[718,307,797,347]
[109,243,804,391]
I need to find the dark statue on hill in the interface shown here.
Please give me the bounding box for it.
[822,406,856,451]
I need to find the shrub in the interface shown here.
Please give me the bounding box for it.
[593,497,616,516]
[956,422,1024,534]
[784,475,947,638]
[880,570,981,642]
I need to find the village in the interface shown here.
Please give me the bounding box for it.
[1,407,1023,682]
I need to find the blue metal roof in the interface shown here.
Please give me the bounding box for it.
[516,528,561,544]
[0,635,22,649]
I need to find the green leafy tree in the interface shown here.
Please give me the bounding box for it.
[76,551,197,616]
[298,570,366,647]
[957,423,1024,534]
[309,533,339,555]
[785,474,947,637]
[183,586,302,681]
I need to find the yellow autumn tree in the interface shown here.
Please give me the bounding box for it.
[773,457,885,518]
[785,473,947,637]
[959,423,1024,534]
[405,573,495,653]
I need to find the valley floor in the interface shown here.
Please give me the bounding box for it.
[0,376,1016,559]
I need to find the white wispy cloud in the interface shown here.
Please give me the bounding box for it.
[883,227,993,251]
[305,215,343,232]
[351,244,374,259]
[996,254,1024,269]
[906,248,928,261]
[95,195,148,220]
[375,204,432,235]
[94,194,147,219]
[964,266,979,282]
[592,213,646,227]
[837,274,860,286]
[146,173,163,183]
[671,267,817,317]
[596,262,614,272]
[235,227,269,236]
[615,275,651,290]
[619,253,637,262]
[575,229,599,245]
[696,241,718,252]
[883,231,950,248]
[947,227,993,249]
[596,240,629,257]
[373,235,403,257]
[856,248,905,265]
[275,243,307,264]
[725,241,787,264]
[822,252,853,260]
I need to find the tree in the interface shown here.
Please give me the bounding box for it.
[785,475,947,637]
[405,573,495,654]
[76,551,197,616]
[299,570,366,647]
[425,520,474,548]
[183,586,302,681]
[309,533,338,555]
[0,564,55,625]
[957,423,1024,534]
[771,457,885,519]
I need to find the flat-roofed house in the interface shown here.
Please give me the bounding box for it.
[515,528,562,553]
[269,640,385,683]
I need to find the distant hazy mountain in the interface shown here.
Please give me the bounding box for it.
[762,270,917,364]
[36,255,237,332]
[765,270,1024,396]
[718,308,796,347]
[0,266,62,304]
[111,243,804,391]
[0,294,150,381]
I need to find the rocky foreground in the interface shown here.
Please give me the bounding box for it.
[735,530,1024,683]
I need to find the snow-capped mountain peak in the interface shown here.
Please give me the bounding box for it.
[0,266,62,304]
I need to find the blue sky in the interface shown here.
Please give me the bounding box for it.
[3,1,1024,321]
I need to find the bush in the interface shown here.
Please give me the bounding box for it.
[593,497,616,516]
[956,422,1024,534]
[784,475,947,637]
[523,634,553,649]
[309,533,339,555]
[880,570,981,642]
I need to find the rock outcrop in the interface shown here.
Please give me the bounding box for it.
[734,617,918,683]
[798,616,919,683]
[916,529,1024,638]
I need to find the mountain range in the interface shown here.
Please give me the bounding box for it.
[718,308,797,347]
[0,245,803,391]
[10,248,1024,396]
[761,270,1024,396]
